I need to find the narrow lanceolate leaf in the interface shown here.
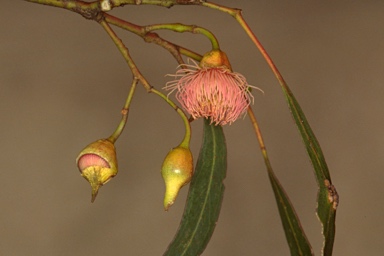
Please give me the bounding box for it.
[248,107,313,255]
[282,84,338,256]
[267,166,314,256]
[163,118,227,256]
[241,17,338,253]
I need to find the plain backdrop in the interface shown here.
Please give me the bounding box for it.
[1,1,383,255]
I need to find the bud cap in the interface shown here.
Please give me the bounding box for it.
[161,146,193,211]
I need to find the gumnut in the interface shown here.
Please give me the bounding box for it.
[161,146,193,211]
[76,139,118,202]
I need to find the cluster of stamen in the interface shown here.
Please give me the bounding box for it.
[165,61,260,125]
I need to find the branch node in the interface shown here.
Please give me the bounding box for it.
[73,6,103,22]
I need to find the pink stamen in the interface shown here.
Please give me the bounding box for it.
[165,62,259,125]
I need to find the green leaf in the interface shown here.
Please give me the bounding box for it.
[282,84,338,255]
[266,167,314,255]
[163,118,227,256]
[248,108,313,255]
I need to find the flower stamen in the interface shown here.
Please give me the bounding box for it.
[165,58,261,126]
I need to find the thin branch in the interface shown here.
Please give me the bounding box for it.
[104,14,202,64]
[110,0,204,9]
[108,78,138,143]
[145,23,220,50]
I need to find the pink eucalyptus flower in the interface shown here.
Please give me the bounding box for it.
[165,59,260,125]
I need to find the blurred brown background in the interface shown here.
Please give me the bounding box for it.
[1,1,383,255]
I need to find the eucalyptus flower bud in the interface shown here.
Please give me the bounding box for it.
[161,146,193,211]
[76,139,117,202]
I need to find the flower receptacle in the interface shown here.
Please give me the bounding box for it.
[199,50,232,70]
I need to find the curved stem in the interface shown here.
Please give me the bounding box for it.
[25,0,205,63]
[108,78,138,143]
[145,23,220,51]
[100,19,191,148]
[104,14,202,63]
[202,2,288,90]
[151,88,191,148]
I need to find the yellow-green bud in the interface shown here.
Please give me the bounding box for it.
[199,49,232,71]
[76,139,118,202]
[161,146,193,211]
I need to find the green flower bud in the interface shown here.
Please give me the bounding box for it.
[76,139,117,202]
[161,146,193,211]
